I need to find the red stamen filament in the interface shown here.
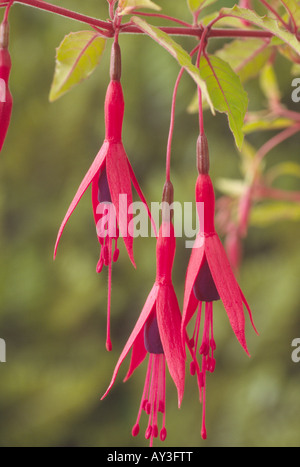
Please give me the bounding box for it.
[189,301,216,440]
[132,354,166,446]
[96,201,119,351]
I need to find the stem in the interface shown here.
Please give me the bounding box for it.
[6,0,114,33]
[120,24,273,39]
[3,0,13,22]
[131,10,192,28]
[0,2,274,40]
[165,67,184,183]
[165,45,199,183]
[256,124,300,164]
[196,28,208,136]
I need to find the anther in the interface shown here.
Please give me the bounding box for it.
[132,424,140,437]
[190,361,196,376]
[158,401,165,413]
[160,428,167,442]
[145,426,152,440]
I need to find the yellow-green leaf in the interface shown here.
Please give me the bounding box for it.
[49,31,106,102]
[280,0,300,27]
[216,178,247,197]
[199,55,248,150]
[251,202,300,226]
[243,116,293,134]
[267,161,300,184]
[119,0,161,15]
[131,16,214,113]
[259,63,281,103]
[221,5,300,56]
[216,39,272,83]
[187,0,217,13]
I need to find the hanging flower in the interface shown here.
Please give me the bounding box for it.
[54,42,154,351]
[102,182,185,446]
[181,135,258,439]
[0,19,13,152]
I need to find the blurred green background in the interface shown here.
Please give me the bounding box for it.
[0,0,299,447]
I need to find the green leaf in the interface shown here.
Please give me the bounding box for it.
[221,5,300,56]
[291,63,300,75]
[280,0,300,26]
[239,139,258,181]
[216,39,272,83]
[259,63,281,103]
[131,16,214,113]
[198,54,248,150]
[216,178,247,197]
[201,11,250,28]
[243,116,293,134]
[119,0,161,15]
[49,31,106,102]
[251,202,300,226]
[187,0,217,13]
[267,162,300,183]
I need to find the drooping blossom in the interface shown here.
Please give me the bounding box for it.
[0,19,12,152]
[182,135,258,439]
[54,42,154,351]
[102,182,185,446]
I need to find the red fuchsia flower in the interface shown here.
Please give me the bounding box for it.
[0,19,13,152]
[102,182,185,446]
[54,42,154,351]
[181,135,258,440]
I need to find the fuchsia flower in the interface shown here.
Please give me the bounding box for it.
[54,43,153,351]
[0,19,13,152]
[102,182,185,446]
[182,136,258,439]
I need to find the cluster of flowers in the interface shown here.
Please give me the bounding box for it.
[53,42,257,445]
[0,17,257,444]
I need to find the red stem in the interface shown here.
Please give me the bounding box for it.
[256,124,300,163]
[165,45,199,183]
[131,10,192,28]
[165,67,184,183]
[196,28,209,136]
[120,24,273,38]
[0,1,275,40]
[6,0,114,33]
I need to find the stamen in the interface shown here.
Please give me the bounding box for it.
[132,353,167,446]
[106,237,113,352]
[113,238,119,262]
[132,354,153,437]
[188,300,217,439]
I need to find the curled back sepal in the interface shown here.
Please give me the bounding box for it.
[0,20,12,152]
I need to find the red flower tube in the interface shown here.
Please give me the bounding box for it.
[54,41,154,351]
[0,19,12,152]
[182,135,258,439]
[102,182,185,446]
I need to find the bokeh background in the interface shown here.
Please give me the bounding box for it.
[0,0,299,447]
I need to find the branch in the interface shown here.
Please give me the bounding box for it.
[4,0,114,33]
[0,1,274,40]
